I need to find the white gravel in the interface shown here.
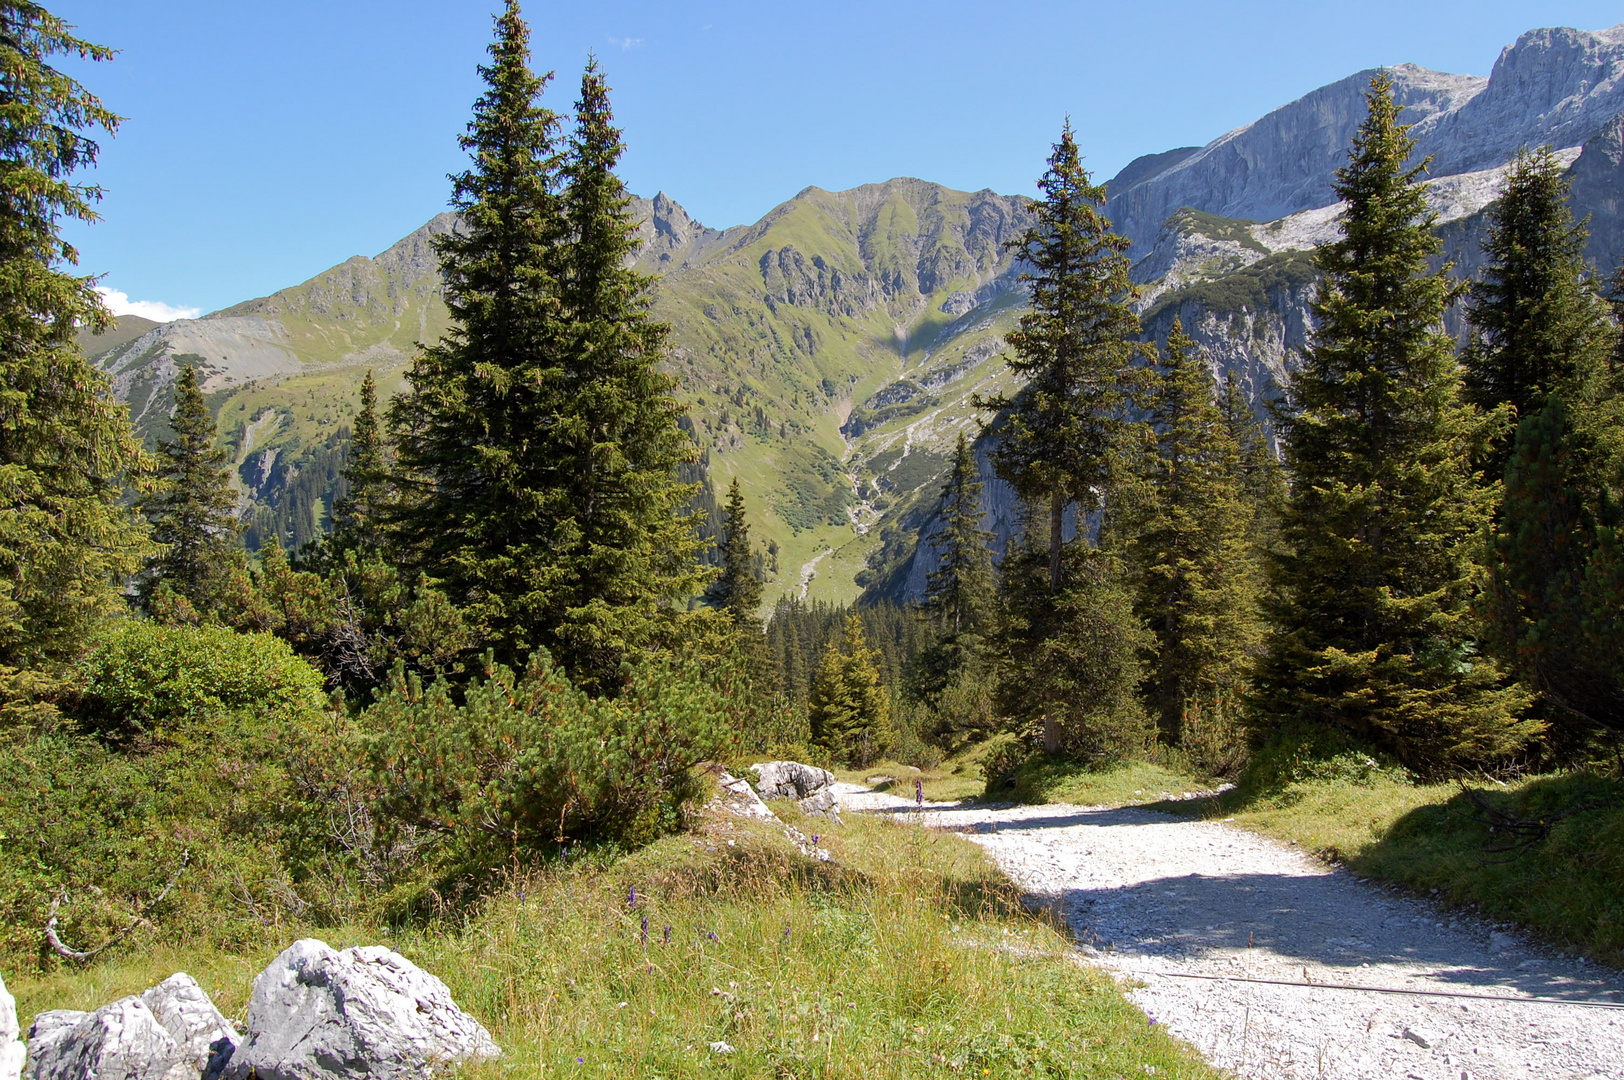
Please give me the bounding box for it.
[833,783,1624,1080]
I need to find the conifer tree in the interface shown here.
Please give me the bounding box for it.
[330,369,386,556]
[808,615,894,767]
[1129,320,1260,741]
[1463,147,1614,482]
[708,479,761,627]
[924,433,996,642]
[1252,74,1533,774]
[980,121,1154,754]
[980,121,1152,591]
[0,4,150,703]
[543,56,707,686]
[139,364,243,619]
[389,0,564,667]
[1466,155,1623,743]
[914,433,998,740]
[1220,375,1285,548]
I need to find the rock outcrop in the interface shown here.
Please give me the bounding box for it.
[224,939,499,1080]
[24,998,190,1080]
[140,975,240,1080]
[750,761,836,801]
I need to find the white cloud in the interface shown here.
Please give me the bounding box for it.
[94,286,201,323]
[608,35,644,50]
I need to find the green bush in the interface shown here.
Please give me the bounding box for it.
[365,649,745,906]
[78,620,327,734]
[1236,721,1410,803]
[0,623,344,966]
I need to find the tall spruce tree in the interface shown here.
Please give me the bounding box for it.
[391,13,702,688]
[1220,375,1285,549]
[980,121,1152,590]
[544,56,707,685]
[388,0,564,665]
[1129,319,1260,742]
[1467,151,1624,743]
[139,364,243,619]
[980,121,1154,755]
[709,478,762,627]
[924,433,996,642]
[1252,74,1534,774]
[808,615,894,767]
[0,4,150,705]
[330,369,387,557]
[1462,146,1614,482]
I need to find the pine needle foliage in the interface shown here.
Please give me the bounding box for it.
[708,479,761,627]
[808,615,895,767]
[389,10,701,689]
[923,433,996,645]
[979,121,1152,591]
[1129,319,1261,742]
[1252,74,1535,775]
[138,364,242,620]
[328,369,387,559]
[1462,146,1614,482]
[0,3,150,703]
[387,0,564,666]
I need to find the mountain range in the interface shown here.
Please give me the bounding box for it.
[83,20,1624,608]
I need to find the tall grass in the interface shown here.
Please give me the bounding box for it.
[12,809,1222,1079]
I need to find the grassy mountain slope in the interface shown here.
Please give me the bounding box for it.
[87,181,1032,604]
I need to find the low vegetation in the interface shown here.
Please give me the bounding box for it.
[13,802,1223,1080]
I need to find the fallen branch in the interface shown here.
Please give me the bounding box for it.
[45,850,190,963]
[1455,785,1612,862]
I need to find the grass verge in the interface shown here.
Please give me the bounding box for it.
[13,804,1221,1079]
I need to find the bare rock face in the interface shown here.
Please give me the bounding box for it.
[750,761,836,801]
[796,788,843,819]
[140,975,240,1080]
[225,939,499,1080]
[24,998,190,1080]
[711,769,778,822]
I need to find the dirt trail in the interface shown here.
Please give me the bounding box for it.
[833,784,1624,1080]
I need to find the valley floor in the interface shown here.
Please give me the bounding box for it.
[837,783,1624,1080]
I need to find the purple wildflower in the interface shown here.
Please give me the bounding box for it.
[628,885,637,908]
[641,915,649,947]
[663,925,672,945]
[915,778,924,807]
[576,1057,584,1065]
[811,834,819,847]
[708,930,718,941]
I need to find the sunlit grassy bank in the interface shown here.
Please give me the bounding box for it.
[13,806,1221,1080]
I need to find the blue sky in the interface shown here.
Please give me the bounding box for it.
[56,0,1623,319]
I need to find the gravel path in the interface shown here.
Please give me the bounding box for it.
[832,783,1624,1080]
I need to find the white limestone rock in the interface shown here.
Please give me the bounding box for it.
[24,997,189,1080]
[797,788,842,819]
[750,761,835,801]
[225,939,498,1080]
[0,970,22,1080]
[711,770,777,822]
[140,974,239,1080]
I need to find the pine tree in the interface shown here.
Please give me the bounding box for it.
[541,56,708,686]
[808,615,894,767]
[0,4,150,705]
[709,479,762,627]
[1484,398,1622,739]
[330,369,387,556]
[978,121,1154,754]
[979,121,1153,591]
[1252,74,1534,774]
[1129,319,1260,741]
[139,364,243,620]
[1463,146,1614,482]
[924,433,996,642]
[1219,375,1285,549]
[389,0,563,667]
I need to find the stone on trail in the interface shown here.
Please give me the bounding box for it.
[24,997,191,1080]
[750,761,835,801]
[140,974,240,1080]
[712,770,777,821]
[224,938,499,1080]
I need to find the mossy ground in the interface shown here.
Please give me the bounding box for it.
[13,807,1221,1080]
